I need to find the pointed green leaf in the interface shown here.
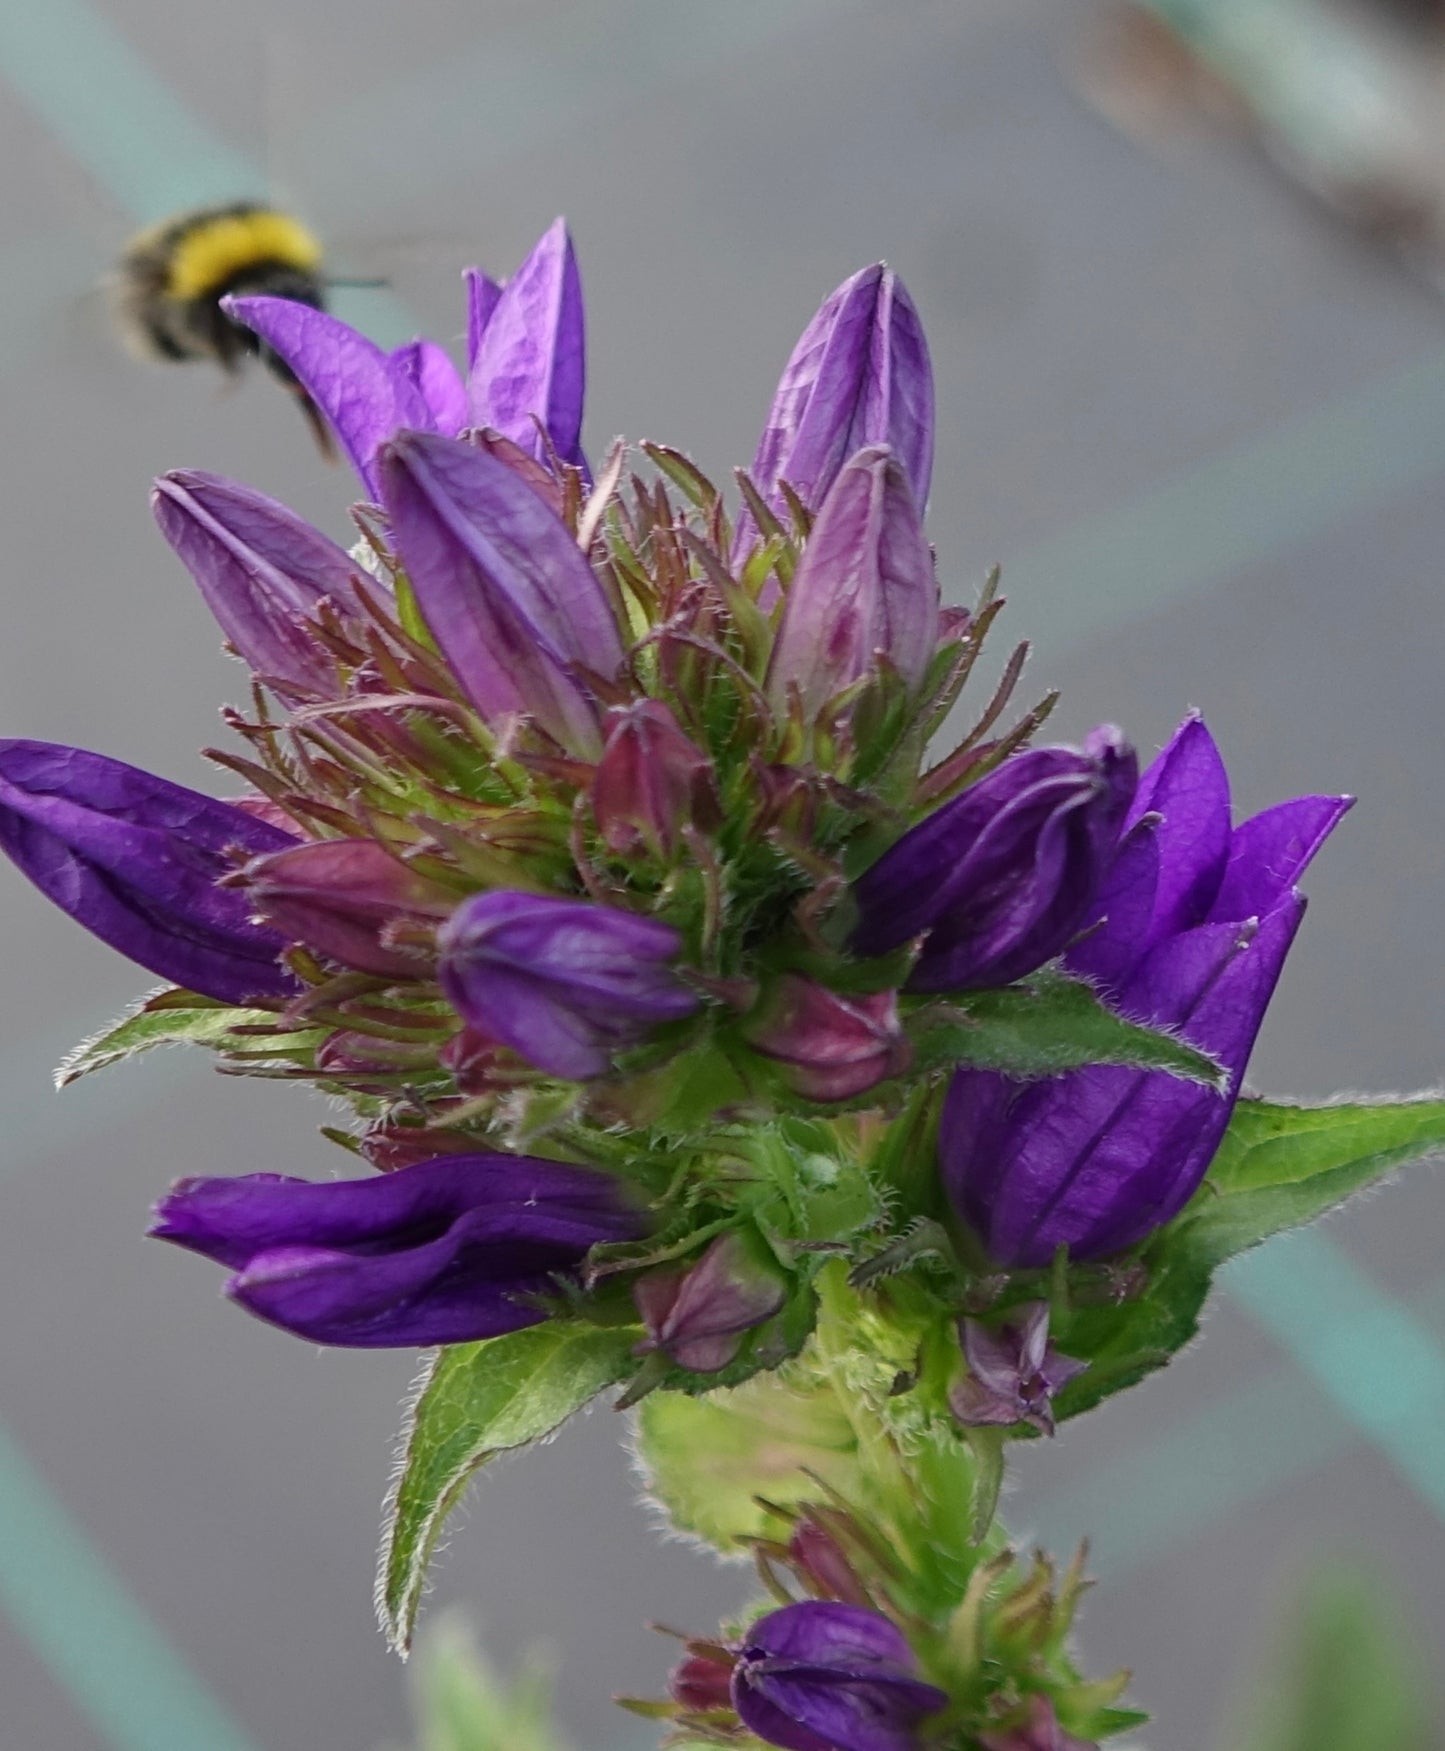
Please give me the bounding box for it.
[911,972,1226,1089]
[379,1324,637,1653]
[55,990,317,1086]
[1054,1095,1445,1421]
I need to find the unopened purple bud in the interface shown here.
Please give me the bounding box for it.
[241,839,455,978]
[765,447,938,722]
[732,1601,948,1751]
[852,730,1136,992]
[0,740,296,1003]
[591,700,720,860]
[378,430,622,757]
[748,264,934,531]
[670,1651,737,1714]
[152,471,367,695]
[980,1697,1097,1751]
[467,218,587,472]
[149,1151,646,1347]
[634,1230,789,1373]
[743,976,910,1102]
[950,1304,1086,1438]
[437,890,699,1081]
[942,717,1353,1265]
[788,1519,871,1607]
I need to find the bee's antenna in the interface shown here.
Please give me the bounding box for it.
[325,275,390,290]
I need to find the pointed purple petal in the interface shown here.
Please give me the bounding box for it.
[1126,714,1232,939]
[464,267,503,371]
[1212,794,1353,922]
[468,218,586,469]
[223,295,432,498]
[390,338,469,437]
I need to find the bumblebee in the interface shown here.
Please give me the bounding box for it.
[115,200,334,454]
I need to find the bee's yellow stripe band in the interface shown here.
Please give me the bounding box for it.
[165,211,323,301]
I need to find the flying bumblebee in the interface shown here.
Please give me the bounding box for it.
[114,200,336,455]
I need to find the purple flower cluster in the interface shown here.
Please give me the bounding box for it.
[941,716,1350,1266]
[0,215,1348,1364]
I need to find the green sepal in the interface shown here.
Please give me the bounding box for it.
[1053,1095,1445,1421]
[909,970,1227,1089]
[378,1323,639,1654]
[55,988,321,1087]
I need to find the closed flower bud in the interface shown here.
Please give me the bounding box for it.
[153,471,368,695]
[437,890,699,1081]
[748,264,934,530]
[591,700,720,860]
[980,1697,1097,1751]
[731,1602,948,1751]
[378,430,622,757]
[669,1651,736,1714]
[942,716,1353,1265]
[241,839,455,978]
[0,739,296,1003]
[743,975,910,1102]
[765,447,938,722]
[950,1304,1086,1438]
[149,1152,646,1347]
[788,1519,871,1607]
[634,1230,789,1373]
[852,729,1136,992]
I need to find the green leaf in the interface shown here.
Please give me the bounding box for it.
[379,1324,637,1654]
[1055,1095,1445,1421]
[55,991,315,1086]
[911,972,1226,1089]
[634,1370,860,1551]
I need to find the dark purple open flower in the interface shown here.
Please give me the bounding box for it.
[0,740,297,1003]
[941,716,1353,1265]
[437,889,699,1080]
[852,730,1136,992]
[150,1152,646,1347]
[732,1602,948,1751]
[950,1304,1086,1437]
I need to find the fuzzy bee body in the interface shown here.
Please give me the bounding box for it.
[115,201,334,453]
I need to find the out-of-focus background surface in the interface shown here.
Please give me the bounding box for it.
[1,1,1444,1745]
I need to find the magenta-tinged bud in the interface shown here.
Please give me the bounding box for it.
[788,1519,871,1607]
[743,976,910,1103]
[634,1230,789,1373]
[241,839,455,978]
[437,889,699,1080]
[591,700,720,860]
[378,430,622,757]
[980,1697,1097,1751]
[152,471,367,695]
[950,1304,1086,1438]
[748,264,934,529]
[766,447,938,722]
[669,1651,736,1713]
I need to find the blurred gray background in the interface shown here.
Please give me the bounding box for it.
[1,0,1444,1745]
